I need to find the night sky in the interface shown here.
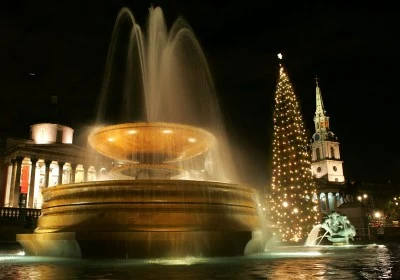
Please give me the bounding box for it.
[0,1,399,188]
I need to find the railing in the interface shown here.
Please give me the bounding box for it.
[0,207,41,219]
[0,207,41,230]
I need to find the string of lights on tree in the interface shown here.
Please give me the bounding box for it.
[267,54,320,243]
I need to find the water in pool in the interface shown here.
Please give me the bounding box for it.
[1,243,399,279]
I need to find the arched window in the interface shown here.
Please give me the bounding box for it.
[316,148,321,160]
[330,147,335,158]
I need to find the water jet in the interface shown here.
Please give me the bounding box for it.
[16,6,265,258]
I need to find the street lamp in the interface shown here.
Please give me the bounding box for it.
[374,211,383,227]
[373,211,385,240]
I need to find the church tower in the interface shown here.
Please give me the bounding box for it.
[310,79,346,214]
[310,79,345,183]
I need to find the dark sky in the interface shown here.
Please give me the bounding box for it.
[0,1,399,187]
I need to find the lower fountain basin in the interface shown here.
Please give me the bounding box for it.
[326,236,350,244]
[17,180,264,258]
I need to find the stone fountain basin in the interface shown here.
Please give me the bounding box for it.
[17,180,263,258]
[327,236,350,244]
[88,122,216,163]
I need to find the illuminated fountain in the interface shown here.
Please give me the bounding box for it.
[16,6,265,258]
[305,212,356,246]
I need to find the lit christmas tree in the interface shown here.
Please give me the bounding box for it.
[267,57,320,243]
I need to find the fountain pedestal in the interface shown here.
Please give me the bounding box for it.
[18,231,255,258]
[17,180,263,258]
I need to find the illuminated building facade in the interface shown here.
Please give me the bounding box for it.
[0,123,109,209]
[310,79,346,214]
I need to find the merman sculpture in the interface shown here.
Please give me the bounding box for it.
[320,212,356,245]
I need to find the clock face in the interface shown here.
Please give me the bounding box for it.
[314,133,320,141]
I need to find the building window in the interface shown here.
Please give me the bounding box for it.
[333,166,337,172]
[330,147,335,158]
[317,167,322,173]
[56,129,63,143]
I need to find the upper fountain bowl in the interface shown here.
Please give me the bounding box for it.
[88,122,216,163]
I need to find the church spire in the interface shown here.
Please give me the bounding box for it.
[313,77,330,135]
[315,77,325,118]
[310,77,345,187]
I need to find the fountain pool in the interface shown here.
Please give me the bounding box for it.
[1,243,399,279]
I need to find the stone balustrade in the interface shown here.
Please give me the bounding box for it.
[0,207,41,219]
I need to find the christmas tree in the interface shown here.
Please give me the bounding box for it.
[267,58,319,243]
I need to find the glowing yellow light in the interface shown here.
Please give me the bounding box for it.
[162,129,173,134]
[127,129,137,134]
[278,53,283,60]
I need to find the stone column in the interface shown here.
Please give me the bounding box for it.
[94,167,99,181]
[70,163,77,183]
[44,160,52,188]
[28,158,38,208]
[324,192,330,214]
[0,160,9,206]
[318,192,324,214]
[12,156,23,207]
[8,159,16,207]
[83,165,88,182]
[58,162,65,185]
[332,193,338,212]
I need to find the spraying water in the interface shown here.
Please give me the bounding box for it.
[94,6,236,183]
[17,6,266,258]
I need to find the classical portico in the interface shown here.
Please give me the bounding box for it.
[0,123,110,209]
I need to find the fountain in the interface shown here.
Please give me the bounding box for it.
[16,6,265,258]
[305,212,356,246]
